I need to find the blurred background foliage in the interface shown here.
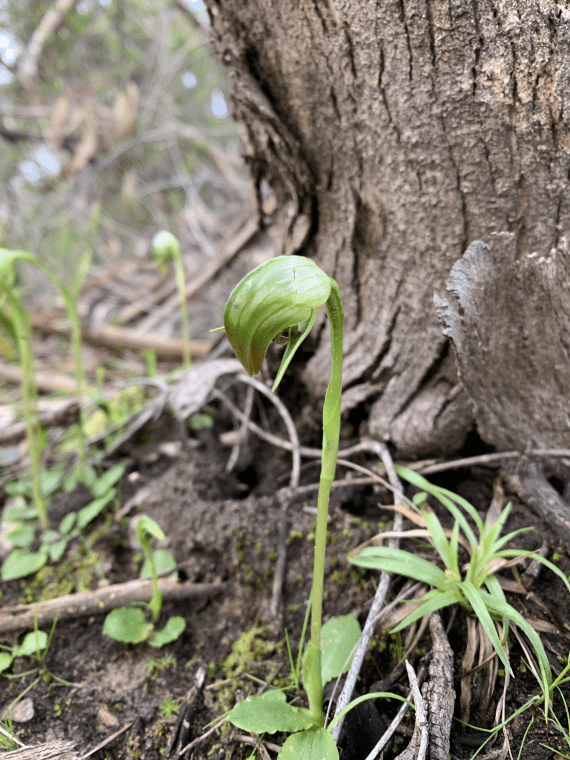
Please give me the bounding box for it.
[0,0,245,308]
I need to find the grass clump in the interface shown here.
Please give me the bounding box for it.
[350,466,570,717]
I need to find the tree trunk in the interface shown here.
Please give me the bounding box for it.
[205,0,570,460]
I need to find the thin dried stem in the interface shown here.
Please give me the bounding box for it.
[235,374,301,489]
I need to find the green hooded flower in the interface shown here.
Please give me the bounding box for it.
[223,255,331,389]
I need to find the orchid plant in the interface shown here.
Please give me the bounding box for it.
[215,256,401,759]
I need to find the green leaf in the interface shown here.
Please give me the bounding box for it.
[59,512,77,534]
[481,591,552,692]
[77,489,116,529]
[227,689,316,734]
[461,581,512,676]
[189,413,213,430]
[39,466,65,498]
[351,547,447,588]
[90,461,127,498]
[301,641,323,720]
[103,607,152,644]
[395,466,481,544]
[148,616,186,648]
[319,614,361,686]
[140,550,177,579]
[279,727,338,760]
[421,508,454,570]
[16,630,48,657]
[49,538,68,563]
[0,652,14,673]
[136,515,165,544]
[1,549,48,580]
[6,523,35,549]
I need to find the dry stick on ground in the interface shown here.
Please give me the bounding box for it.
[0,362,78,395]
[78,722,133,760]
[391,661,429,760]
[117,272,179,326]
[0,577,225,634]
[30,316,210,361]
[331,442,404,743]
[1,742,79,760]
[0,397,79,445]
[165,665,207,758]
[421,614,455,760]
[176,717,226,758]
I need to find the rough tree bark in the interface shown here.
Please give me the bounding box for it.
[204,0,570,461]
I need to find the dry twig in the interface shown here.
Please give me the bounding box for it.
[0,577,225,634]
[31,316,210,361]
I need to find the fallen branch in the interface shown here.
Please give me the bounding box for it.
[0,741,78,759]
[0,397,79,445]
[31,316,210,361]
[0,577,226,634]
[0,362,77,394]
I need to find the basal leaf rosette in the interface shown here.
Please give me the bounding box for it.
[223,255,331,389]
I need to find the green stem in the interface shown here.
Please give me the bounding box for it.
[307,278,343,722]
[19,320,47,529]
[173,257,191,369]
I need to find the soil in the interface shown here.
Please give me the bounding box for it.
[2,403,570,760]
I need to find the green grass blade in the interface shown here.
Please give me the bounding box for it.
[351,547,447,588]
[391,589,460,632]
[479,589,552,710]
[489,527,533,553]
[461,581,513,676]
[421,508,454,570]
[449,521,461,577]
[395,467,481,546]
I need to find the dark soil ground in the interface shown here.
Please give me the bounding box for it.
[2,399,570,760]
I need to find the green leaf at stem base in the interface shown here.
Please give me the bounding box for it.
[227,690,316,734]
[280,727,339,760]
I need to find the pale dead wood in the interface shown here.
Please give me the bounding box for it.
[0,577,226,634]
[18,0,80,91]
[30,316,210,361]
[165,666,207,757]
[393,662,429,760]
[0,398,79,445]
[0,741,78,759]
[422,614,455,760]
[0,362,77,394]
[437,235,570,458]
